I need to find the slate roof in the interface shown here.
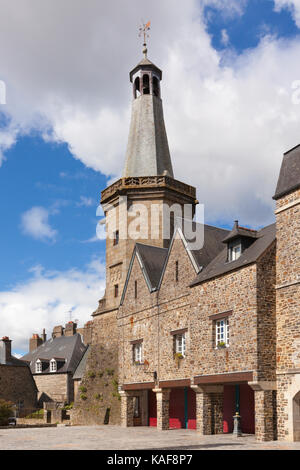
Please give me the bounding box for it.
[222,221,258,244]
[190,224,230,270]
[135,243,168,290]
[22,333,87,375]
[273,144,300,200]
[130,56,162,81]
[190,223,276,286]
[72,345,90,380]
[121,223,230,303]
[0,355,30,367]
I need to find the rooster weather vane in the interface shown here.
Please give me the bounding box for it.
[139,21,151,58]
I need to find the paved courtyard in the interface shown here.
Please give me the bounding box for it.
[0,425,300,450]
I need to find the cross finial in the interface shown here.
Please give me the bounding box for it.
[139,21,151,58]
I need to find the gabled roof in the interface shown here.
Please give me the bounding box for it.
[22,334,87,375]
[120,223,229,304]
[120,243,168,304]
[273,144,300,200]
[190,223,276,286]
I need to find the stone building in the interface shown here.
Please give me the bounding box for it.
[0,337,37,412]
[22,322,87,406]
[77,44,300,441]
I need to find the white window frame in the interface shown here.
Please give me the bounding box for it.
[50,359,57,373]
[175,333,186,357]
[228,242,241,262]
[35,359,42,374]
[133,343,142,364]
[215,318,229,347]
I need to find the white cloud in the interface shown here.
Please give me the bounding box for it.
[221,29,230,46]
[1,0,300,227]
[0,259,105,354]
[76,196,94,207]
[274,0,300,27]
[21,206,57,242]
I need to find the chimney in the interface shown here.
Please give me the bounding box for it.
[29,334,43,352]
[42,329,47,343]
[0,337,12,364]
[64,321,77,337]
[52,325,64,338]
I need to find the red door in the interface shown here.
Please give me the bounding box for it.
[148,390,157,427]
[148,388,196,429]
[223,384,255,434]
[169,389,185,428]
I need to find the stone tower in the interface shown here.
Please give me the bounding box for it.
[274,144,300,441]
[94,46,198,317]
[72,44,197,427]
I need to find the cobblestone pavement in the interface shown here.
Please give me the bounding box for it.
[0,425,299,450]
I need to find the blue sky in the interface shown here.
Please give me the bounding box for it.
[1,0,300,354]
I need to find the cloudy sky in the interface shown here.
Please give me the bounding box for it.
[1,0,300,354]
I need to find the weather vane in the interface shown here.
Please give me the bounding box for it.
[139,20,151,58]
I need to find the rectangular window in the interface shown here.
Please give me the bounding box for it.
[175,261,179,282]
[133,343,142,364]
[175,333,186,357]
[114,284,119,298]
[134,280,138,299]
[113,230,119,246]
[216,318,229,347]
[35,361,42,373]
[50,360,57,373]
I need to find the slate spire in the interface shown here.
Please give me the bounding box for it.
[122,49,174,178]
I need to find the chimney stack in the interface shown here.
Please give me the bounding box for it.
[64,321,77,337]
[0,337,12,364]
[52,325,64,338]
[29,334,43,352]
[42,329,47,343]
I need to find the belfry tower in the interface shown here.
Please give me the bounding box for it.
[93,39,197,317]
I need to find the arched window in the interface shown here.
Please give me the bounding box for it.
[134,77,140,98]
[153,76,160,97]
[142,74,150,95]
[35,359,42,374]
[50,359,57,373]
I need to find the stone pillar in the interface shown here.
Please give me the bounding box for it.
[249,381,276,441]
[120,391,134,427]
[192,385,223,435]
[211,392,224,434]
[154,388,170,431]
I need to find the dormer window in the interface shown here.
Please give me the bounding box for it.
[223,220,258,263]
[50,359,57,373]
[35,359,42,374]
[228,240,242,262]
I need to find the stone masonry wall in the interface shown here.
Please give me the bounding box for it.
[256,241,277,381]
[34,373,69,404]
[276,189,300,440]
[0,365,37,409]
[72,310,121,425]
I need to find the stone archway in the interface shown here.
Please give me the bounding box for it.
[293,391,300,441]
